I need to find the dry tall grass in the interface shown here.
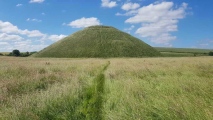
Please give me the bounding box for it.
[104,57,213,119]
[0,57,106,119]
[0,56,212,119]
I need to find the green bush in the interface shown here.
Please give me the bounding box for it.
[209,51,213,56]
[7,52,13,56]
[21,52,30,57]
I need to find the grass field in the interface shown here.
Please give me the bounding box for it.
[0,56,212,119]
[155,47,212,57]
[0,52,9,56]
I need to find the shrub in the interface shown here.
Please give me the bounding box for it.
[7,52,13,56]
[21,52,30,57]
[209,51,213,56]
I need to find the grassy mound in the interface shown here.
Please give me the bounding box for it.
[34,26,161,58]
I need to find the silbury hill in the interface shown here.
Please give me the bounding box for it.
[34,26,161,58]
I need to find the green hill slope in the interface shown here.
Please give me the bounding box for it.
[34,26,161,58]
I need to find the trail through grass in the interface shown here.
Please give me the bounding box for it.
[35,61,110,120]
[0,57,108,119]
[81,61,110,120]
[0,57,212,120]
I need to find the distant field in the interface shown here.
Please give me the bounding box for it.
[155,47,212,53]
[155,47,212,57]
[0,52,9,55]
[0,56,212,119]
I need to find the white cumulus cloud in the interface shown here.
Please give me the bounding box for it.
[124,25,135,33]
[116,10,138,16]
[20,30,46,37]
[122,2,140,11]
[125,2,188,45]
[0,20,45,37]
[29,0,45,3]
[26,18,42,22]
[0,20,66,52]
[0,21,20,34]
[48,34,67,41]
[101,0,117,8]
[0,33,23,41]
[68,17,101,28]
[16,4,23,7]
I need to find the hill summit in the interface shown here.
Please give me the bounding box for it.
[34,26,161,58]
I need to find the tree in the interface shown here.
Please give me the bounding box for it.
[26,51,29,56]
[209,51,213,56]
[12,49,20,56]
[21,51,30,57]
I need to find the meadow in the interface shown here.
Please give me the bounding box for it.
[155,47,212,57]
[0,56,212,119]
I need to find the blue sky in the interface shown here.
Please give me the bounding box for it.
[0,0,213,52]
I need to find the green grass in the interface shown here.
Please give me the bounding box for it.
[34,25,161,58]
[0,56,212,120]
[0,57,105,119]
[155,47,212,53]
[104,58,213,119]
[155,47,212,57]
[81,62,110,120]
[160,52,195,57]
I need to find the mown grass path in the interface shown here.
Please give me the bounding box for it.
[35,61,111,120]
[81,61,110,120]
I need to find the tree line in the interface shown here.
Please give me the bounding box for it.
[0,49,37,57]
[0,50,213,57]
